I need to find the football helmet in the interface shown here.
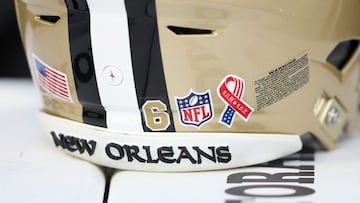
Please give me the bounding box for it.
[15,0,360,171]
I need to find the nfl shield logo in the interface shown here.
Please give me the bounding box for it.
[175,90,214,128]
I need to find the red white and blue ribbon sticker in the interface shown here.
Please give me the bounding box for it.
[218,75,254,127]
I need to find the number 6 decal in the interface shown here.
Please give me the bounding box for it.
[142,100,170,131]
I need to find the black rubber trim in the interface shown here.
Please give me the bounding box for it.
[65,0,107,128]
[327,39,359,70]
[124,0,175,132]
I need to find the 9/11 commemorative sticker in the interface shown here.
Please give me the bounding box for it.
[218,74,254,127]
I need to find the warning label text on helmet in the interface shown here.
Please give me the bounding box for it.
[254,53,309,110]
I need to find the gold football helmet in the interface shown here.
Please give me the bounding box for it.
[16,0,360,171]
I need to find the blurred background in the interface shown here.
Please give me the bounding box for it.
[0,0,30,77]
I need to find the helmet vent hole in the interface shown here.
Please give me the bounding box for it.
[326,39,359,71]
[35,15,60,25]
[167,26,213,35]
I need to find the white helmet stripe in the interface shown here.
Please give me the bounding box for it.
[86,0,143,131]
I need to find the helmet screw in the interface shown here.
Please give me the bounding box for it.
[103,66,123,86]
[326,106,341,126]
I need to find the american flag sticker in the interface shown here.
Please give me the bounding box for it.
[33,54,72,102]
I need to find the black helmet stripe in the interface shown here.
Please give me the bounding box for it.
[124,0,175,132]
[64,0,107,128]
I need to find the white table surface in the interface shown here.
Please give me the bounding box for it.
[1,79,359,203]
[0,79,105,203]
